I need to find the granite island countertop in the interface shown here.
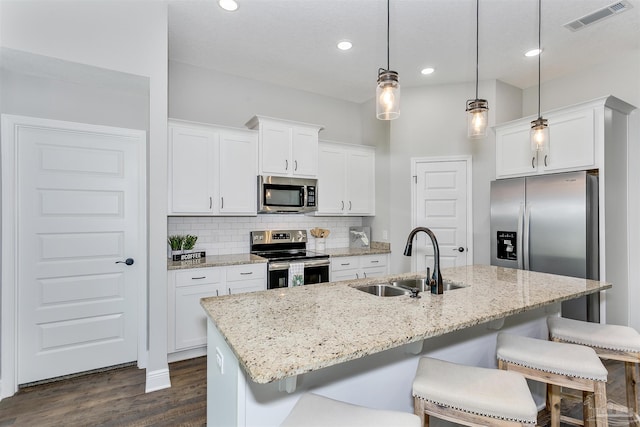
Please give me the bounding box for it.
[200,264,611,385]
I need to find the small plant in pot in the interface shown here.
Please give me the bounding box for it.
[183,234,198,252]
[168,235,185,255]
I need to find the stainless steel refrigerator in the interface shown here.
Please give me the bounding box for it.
[490,170,599,322]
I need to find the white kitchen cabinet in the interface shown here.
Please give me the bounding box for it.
[168,263,267,360]
[225,263,266,295]
[495,102,596,178]
[168,125,216,214]
[245,115,323,178]
[169,267,224,353]
[168,120,257,216]
[317,141,375,216]
[330,254,389,281]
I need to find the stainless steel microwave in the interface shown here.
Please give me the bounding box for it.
[258,175,317,213]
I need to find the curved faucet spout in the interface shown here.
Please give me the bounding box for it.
[403,227,444,294]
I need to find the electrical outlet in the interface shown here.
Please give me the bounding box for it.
[216,347,224,374]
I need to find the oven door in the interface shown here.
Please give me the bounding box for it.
[267,259,330,289]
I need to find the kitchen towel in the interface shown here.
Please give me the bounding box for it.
[288,263,304,287]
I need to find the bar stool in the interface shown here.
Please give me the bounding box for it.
[280,393,421,427]
[412,357,538,426]
[548,315,640,423]
[496,332,609,427]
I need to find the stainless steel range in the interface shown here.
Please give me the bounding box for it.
[250,230,330,289]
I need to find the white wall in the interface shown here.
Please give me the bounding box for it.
[169,61,362,142]
[0,0,170,393]
[387,80,499,274]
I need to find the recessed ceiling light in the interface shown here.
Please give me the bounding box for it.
[525,48,542,57]
[337,40,353,51]
[421,67,435,75]
[218,0,238,12]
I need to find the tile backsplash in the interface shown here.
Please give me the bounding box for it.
[167,215,363,255]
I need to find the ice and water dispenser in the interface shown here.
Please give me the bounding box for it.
[496,231,517,261]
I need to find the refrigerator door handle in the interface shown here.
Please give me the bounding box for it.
[523,203,531,271]
[517,203,524,270]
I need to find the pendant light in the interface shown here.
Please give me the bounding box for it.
[530,0,549,155]
[466,0,489,139]
[376,0,400,120]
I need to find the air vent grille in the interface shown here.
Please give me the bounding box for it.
[564,1,633,31]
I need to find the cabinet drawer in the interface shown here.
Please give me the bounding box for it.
[174,267,222,287]
[331,256,359,271]
[360,254,387,268]
[226,263,265,282]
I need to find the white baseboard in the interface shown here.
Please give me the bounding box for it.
[168,346,206,363]
[145,368,171,393]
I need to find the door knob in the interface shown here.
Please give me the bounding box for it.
[116,258,134,266]
[453,247,465,253]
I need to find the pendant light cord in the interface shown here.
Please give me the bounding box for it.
[537,0,541,118]
[475,0,479,100]
[386,0,390,70]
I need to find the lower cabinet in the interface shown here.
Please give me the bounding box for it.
[168,263,266,360]
[330,254,389,281]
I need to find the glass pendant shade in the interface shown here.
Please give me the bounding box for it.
[466,99,489,138]
[376,70,400,120]
[530,117,549,154]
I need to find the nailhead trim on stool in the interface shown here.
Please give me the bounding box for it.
[496,332,609,427]
[548,315,640,425]
[279,393,421,427]
[412,357,537,426]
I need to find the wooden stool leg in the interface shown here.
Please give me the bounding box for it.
[583,391,595,427]
[627,362,639,413]
[549,384,561,427]
[593,381,608,427]
[414,397,427,427]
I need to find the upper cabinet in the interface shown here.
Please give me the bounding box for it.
[495,99,604,179]
[245,115,323,178]
[168,120,257,216]
[317,141,375,216]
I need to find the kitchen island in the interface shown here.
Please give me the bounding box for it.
[201,264,610,426]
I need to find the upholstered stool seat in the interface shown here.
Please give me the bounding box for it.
[280,393,421,427]
[497,332,609,427]
[548,315,640,424]
[412,357,538,426]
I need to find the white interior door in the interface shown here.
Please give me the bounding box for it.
[412,158,472,274]
[7,116,145,385]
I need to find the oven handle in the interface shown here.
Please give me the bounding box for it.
[268,259,330,271]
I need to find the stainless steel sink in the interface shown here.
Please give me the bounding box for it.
[355,284,411,297]
[390,278,465,292]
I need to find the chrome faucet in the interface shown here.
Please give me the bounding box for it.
[403,227,444,294]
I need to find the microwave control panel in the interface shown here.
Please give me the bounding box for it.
[307,186,316,207]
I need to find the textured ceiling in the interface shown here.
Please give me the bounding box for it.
[169,0,640,103]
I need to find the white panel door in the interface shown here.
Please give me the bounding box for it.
[317,145,347,214]
[414,160,469,273]
[16,119,144,384]
[291,126,318,177]
[347,149,375,215]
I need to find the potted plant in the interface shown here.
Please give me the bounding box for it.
[168,235,185,258]
[183,234,198,252]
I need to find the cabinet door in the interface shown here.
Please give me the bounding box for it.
[260,122,291,175]
[169,126,215,214]
[330,269,360,281]
[346,149,375,215]
[292,126,318,177]
[317,145,347,214]
[218,130,257,215]
[543,108,595,172]
[174,283,222,350]
[331,257,360,281]
[495,125,537,178]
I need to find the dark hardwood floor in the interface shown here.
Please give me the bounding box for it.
[0,357,206,427]
[0,357,634,426]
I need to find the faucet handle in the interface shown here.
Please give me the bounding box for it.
[409,288,421,299]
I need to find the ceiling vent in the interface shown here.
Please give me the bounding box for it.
[564,1,633,31]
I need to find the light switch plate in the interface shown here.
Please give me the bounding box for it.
[216,347,224,374]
